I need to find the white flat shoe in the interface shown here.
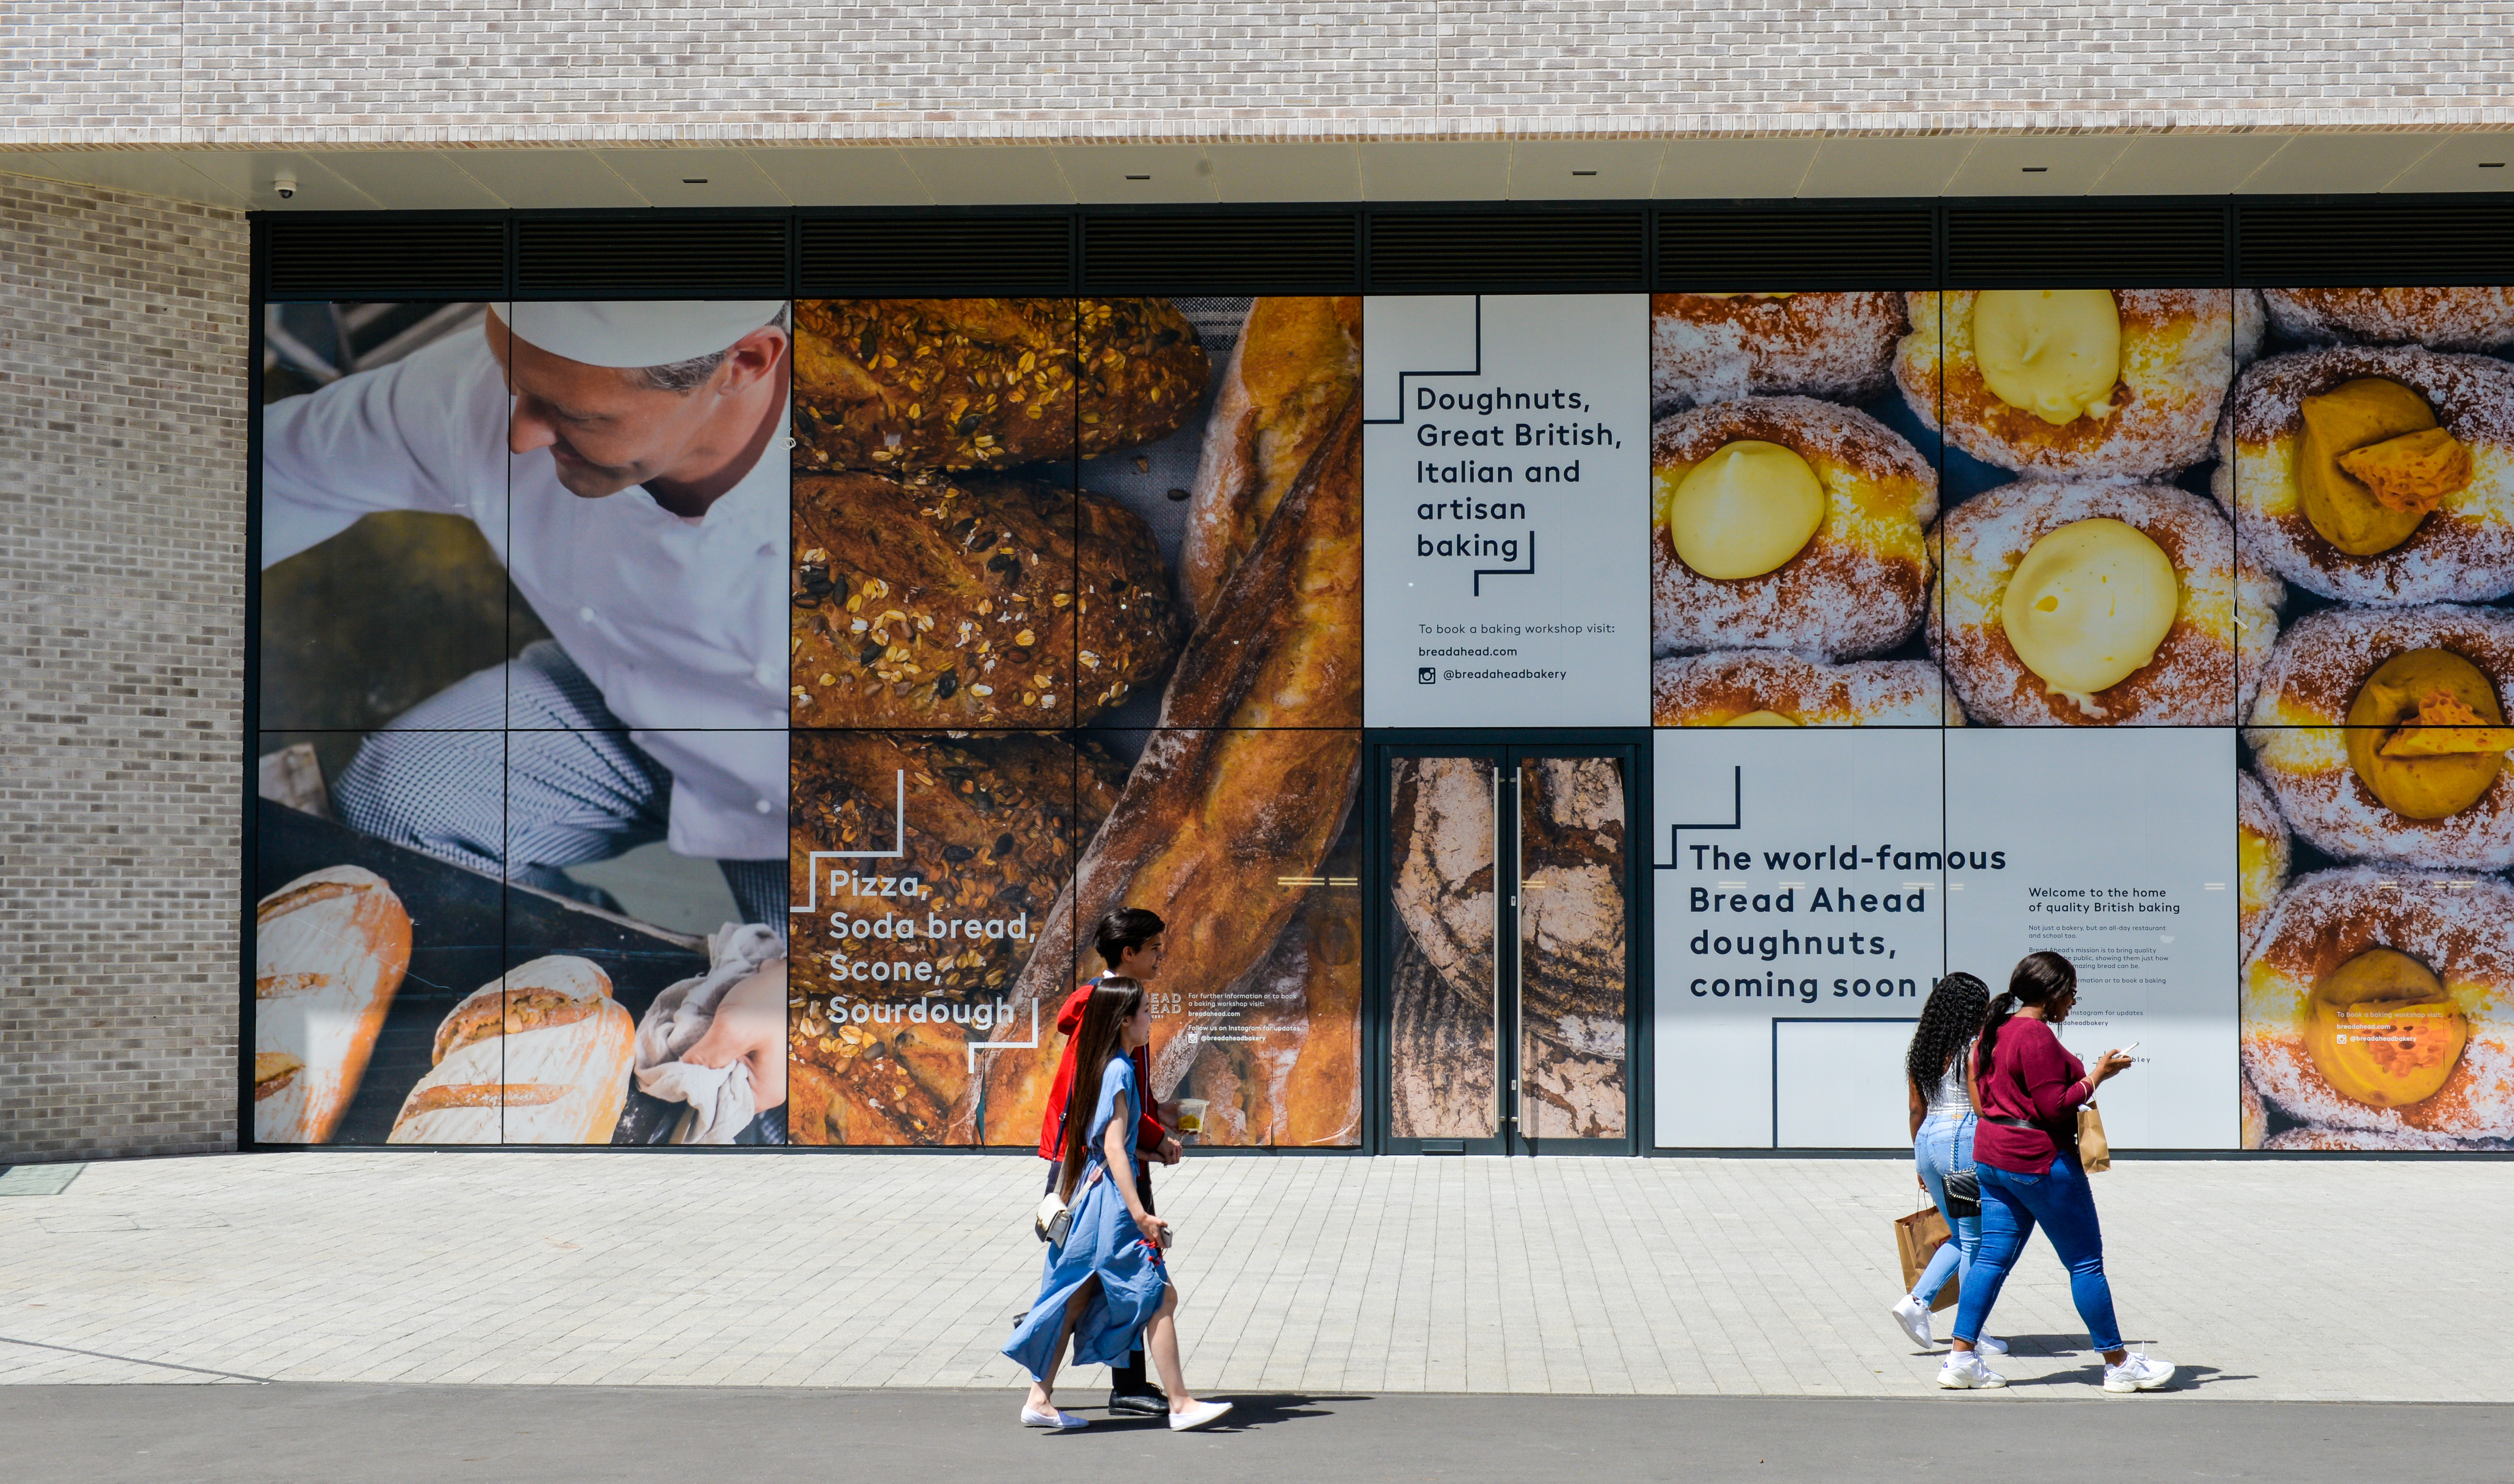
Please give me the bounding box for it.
[1168,1399,1232,1432]
[1021,1405,1088,1429]
[1889,1294,1932,1347]
[1977,1334,2009,1355]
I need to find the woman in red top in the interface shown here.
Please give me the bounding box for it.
[1940,952,2173,1394]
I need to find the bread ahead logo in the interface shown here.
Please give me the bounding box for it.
[791,767,1037,1070]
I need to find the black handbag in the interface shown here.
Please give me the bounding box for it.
[1942,1166,1982,1221]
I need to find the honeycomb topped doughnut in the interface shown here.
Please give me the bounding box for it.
[2237,769,2291,956]
[2245,603,2514,870]
[2216,345,2514,603]
[1651,396,1936,660]
[2243,866,2514,1143]
[1651,652,1960,728]
[1933,480,2267,725]
[2263,288,2514,354]
[1897,288,2261,477]
[1650,293,1907,414]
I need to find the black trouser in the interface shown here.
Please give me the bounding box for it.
[1043,1156,1155,1392]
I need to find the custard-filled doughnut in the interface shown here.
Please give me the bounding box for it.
[1651,397,1936,660]
[1933,480,2270,725]
[2216,345,2514,604]
[2240,1071,2269,1150]
[1651,652,1959,727]
[2243,867,2514,1143]
[2246,604,2514,870]
[1897,289,2260,477]
[1650,293,1907,414]
[2235,551,2285,723]
[2237,769,2291,956]
[2263,288,2514,354]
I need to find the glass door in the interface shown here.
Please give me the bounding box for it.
[1379,742,1636,1155]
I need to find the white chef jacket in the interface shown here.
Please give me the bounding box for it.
[261,325,790,861]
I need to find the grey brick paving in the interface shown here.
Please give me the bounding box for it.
[0,1151,2501,1400]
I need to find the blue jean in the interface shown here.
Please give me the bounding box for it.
[1952,1155,2123,1353]
[1909,1112,1978,1304]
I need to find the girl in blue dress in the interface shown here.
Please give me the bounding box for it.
[1005,977,1230,1433]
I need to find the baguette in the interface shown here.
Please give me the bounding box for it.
[253,865,411,1144]
[965,397,1365,1143]
[792,297,1208,473]
[388,957,634,1145]
[1180,297,1362,622]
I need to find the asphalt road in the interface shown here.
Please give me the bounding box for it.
[3,1385,2506,1483]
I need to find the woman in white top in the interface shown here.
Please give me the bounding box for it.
[1890,972,2008,1354]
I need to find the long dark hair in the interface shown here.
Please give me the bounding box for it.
[1977,951,2077,1077]
[1907,972,1990,1090]
[1057,976,1146,1201]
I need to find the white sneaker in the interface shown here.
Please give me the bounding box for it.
[1168,1399,1233,1432]
[1977,1334,2009,1355]
[1021,1405,1088,1429]
[1936,1351,2007,1389]
[2102,1351,2175,1393]
[1890,1294,1933,1347]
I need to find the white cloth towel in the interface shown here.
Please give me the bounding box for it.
[634,923,783,1144]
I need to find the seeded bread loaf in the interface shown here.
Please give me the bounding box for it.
[792,297,1209,473]
[790,472,1179,728]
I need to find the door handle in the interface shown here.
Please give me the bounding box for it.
[1490,761,1504,1141]
[1511,763,1526,1146]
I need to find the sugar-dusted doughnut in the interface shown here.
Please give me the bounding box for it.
[1651,396,1936,660]
[2236,551,2286,722]
[1897,289,2261,477]
[2216,345,2514,604]
[2246,604,2514,870]
[1650,651,1960,727]
[1650,293,1907,414]
[2243,867,2514,1143]
[1933,480,2270,725]
[2262,1126,2498,1152]
[2237,769,2291,957]
[2263,287,2514,354]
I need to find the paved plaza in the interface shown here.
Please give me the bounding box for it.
[0,1150,2506,1402]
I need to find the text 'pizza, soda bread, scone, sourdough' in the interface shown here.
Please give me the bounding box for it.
[791,297,1210,473]
[790,471,1180,727]
[387,956,635,1145]
[785,731,1128,1146]
[254,865,411,1144]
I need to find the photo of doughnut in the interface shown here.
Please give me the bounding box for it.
[2236,280,2514,1150]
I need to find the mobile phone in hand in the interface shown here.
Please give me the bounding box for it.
[2115,1042,2140,1059]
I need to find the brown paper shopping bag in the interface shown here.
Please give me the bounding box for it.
[2078,1103,2112,1173]
[1894,1206,1960,1311]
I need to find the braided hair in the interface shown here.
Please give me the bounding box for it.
[1906,972,1991,1091]
[1977,951,2078,1078]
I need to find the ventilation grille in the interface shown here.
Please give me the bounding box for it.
[1083,214,1358,294]
[1947,206,2227,287]
[2238,200,2514,286]
[1368,212,1646,292]
[512,217,789,296]
[263,219,506,298]
[1658,208,1933,291]
[799,215,1073,296]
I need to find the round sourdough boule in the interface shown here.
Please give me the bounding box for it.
[1649,293,1907,414]
[1933,480,2266,726]
[2237,770,2291,956]
[2263,288,2514,354]
[1898,288,2261,478]
[389,957,635,1146]
[254,865,412,1145]
[2244,867,2514,1143]
[1652,651,1959,726]
[1651,396,1936,660]
[2244,603,2514,870]
[2215,345,2514,603]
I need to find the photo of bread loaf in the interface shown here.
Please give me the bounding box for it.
[790,471,1180,728]
[254,865,411,1144]
[388,956,636,1145]
[791,297,1208,473]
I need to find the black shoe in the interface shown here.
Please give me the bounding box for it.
[1106,1387,1170,1417]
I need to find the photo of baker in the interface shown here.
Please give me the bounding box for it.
[2234,286,2514,1150]
[785,297,1365,1147]
[253,298,795,1146]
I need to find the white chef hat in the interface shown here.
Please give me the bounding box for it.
[494,301,787,369]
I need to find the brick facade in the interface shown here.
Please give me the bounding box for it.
[0,174,249,1163]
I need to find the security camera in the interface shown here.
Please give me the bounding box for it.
[274,174,298,200]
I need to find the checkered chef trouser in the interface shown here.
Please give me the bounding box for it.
[333,639,787,931]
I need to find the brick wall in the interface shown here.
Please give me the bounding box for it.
[7,1,2512,145]
[0,173,249,1163]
